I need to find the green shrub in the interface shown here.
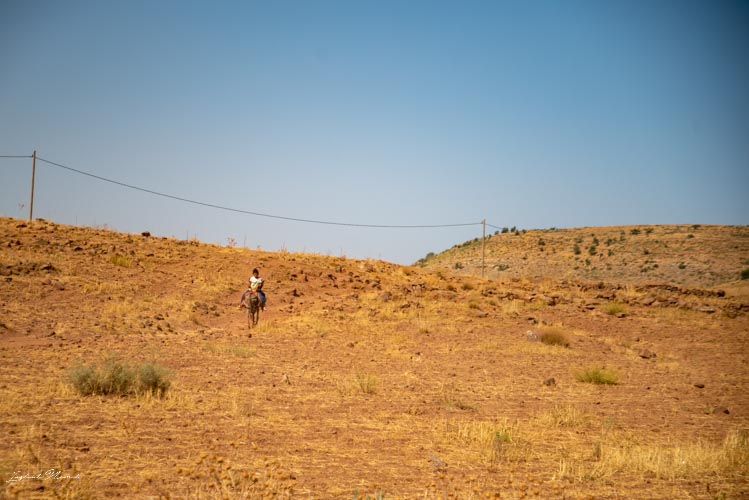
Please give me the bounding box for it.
[100,356,136,395]
[630,228,641,235]
[576,366,618,385]
[573,244,581,255]
[501,227,509,233]
[741,268,749,280]
[67,355,171,397]
[138,362,172,396]
[67,362,100,396]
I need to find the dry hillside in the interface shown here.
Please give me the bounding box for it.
[1,217,748,498]
[419,225,749,291]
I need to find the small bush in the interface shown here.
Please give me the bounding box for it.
[138,362,172,396]
[539,328,570,348]
[604,302,627,316]
[573,245,581,255]
[741,268,749,280]
[501,227,509,233]
[67,356,171,397]
[630,228,641,235]
[355,373,377,395]
[454,262,463,270]
[461,282,474,291]
[110,254,131,267]
[678,262,687,269]
[576,366,618,385]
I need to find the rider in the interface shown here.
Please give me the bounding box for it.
[249,268,266,311]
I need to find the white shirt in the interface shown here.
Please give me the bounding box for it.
[250,276,263,291]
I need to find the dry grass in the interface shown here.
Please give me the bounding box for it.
[603,301,628,316]
[575,365,619,385]
[2,217,748,498]
[538,326,571,347]
[594,429,749,480]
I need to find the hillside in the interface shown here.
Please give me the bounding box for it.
[1,216,748,498]
[419,224,749,291]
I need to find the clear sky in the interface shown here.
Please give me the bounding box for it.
[1,1,747,264]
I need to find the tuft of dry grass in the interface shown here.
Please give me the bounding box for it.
[538,327,571,347]
[575,366,619,385]
[603,301,628,316]
[537,404,587,428]
[109,254,132,267]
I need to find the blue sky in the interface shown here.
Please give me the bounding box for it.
[1,1,747,263]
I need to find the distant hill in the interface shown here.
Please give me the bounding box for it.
[417,224,749,289]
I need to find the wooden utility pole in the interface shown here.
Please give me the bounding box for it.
[29,150,36,221]
[481,218,486,278]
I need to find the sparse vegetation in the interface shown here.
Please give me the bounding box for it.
[539,327,570,347]
[110,254,131,267]
[355,373,378,395]
[575,366,619,385]
[603,302,628,316]
[3,218,749,498]
[67,355,171,396]
[741,268,749,280]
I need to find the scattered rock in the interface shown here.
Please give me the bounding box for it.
[712,406,730,415]
[697,306,716,314]
[638,349,656,359]
[377,291,392,302]
[694,383,705,389]
[526,330,540,342]
[639,295,656,306]
[543,377,556,387]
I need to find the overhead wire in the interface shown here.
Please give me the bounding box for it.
[30,155,483,229]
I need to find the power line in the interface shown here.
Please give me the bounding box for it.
[32,155,482,229]
[0,155,32,158]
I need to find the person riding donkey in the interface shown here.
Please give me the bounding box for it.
[240,268,266,311]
